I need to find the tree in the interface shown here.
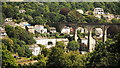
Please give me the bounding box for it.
[86,39,120,67]
[66,10,84,23]
[33,16,45,25]
[67,41,80,51]
[2,44,17,68]
[5,25,36,44]
[63,51,86,66]
[2,38,14,52]
[60,8,70,16]
[47,47,64,67]
[56,41,65,49]
[85,15,100,23]
[111,18,120,23]
[41,48,51,57]
[33,54,48,67]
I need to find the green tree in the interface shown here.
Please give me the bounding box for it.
[5,25,36,44]
[56,41,65,49]
[2,38,14,52]
[2,44,17,68]
[111,18,120,23]
[67,10,84,23]
[47,47,64,67]
[85,15,100,23]
[34,16,45,25]
[67,41,80,51]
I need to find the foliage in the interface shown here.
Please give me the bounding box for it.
[56,41,65,49]
[67,41,80,51]
[2,38,14,52]
[5,25,36,44]
[2,2,120,25]
[86,38,120,67]
[2,44,17,68]
[111,18,120,23]
[41,48,51,57]
[47,47,65,67]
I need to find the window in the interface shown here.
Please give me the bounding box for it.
[48,41,53,45]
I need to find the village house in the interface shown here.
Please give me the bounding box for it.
[115,15,120,19]
[19,9,26,13]
[4,18,13,22]
[80,37,96,52]
[76,9,84,14]
[50,27,56,33]
[35,38,69,48]
[0,27,7,39]
[61,26,71,34]
[19,22,31,29]
[3,22,17,27]
[29,44,41,56]
[26,26,35,34]
[95,28,103,38]
[85,11,93,15]
[19,22,31,26]
[93,8,104,15]
[77,27,86,33]
[34,25,47,33]
[103,14,115,21]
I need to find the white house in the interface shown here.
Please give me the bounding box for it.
[36,39,56,48]
[26,26,35,34]
[50,27,56,33]
[19,9,26,13]
[4,18,13,22]
[76,9,84,14]
[80,37,96,52]
[81,38,88,45]
[103,14,115,21]
[94,8,104,15]
[35,38,69,48]
[34,25,47,33]
[19,22,31,26]
[29,44,41,56]
[95,28,103,37]
[61,26,71,34]
[115,15,120,19]
[77,27,85,33]
[0,27,7,39]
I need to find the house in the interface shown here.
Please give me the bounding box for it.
[95,28,103,37]
[56,38,69,45]
[36,38,56,48]
[76,9,84,14]
[19,9,26,13]
[115,15,120,19]
[29,44,41,56]
[35,38,69,48]
[103,14,115,21]
[61,26,71,34]
[50,27,56,33]
[19,22,31,29]
[93,8,104,15]
[80,37,96,52]
[19,22,31,26]
[94,15,101,19]
[35,25,47,33]
[3,22,17,27]
[26,26,35,34]
[77,27,85,33]
[4,18,13,22]
[85,11,93,15]
[0,27,7,39]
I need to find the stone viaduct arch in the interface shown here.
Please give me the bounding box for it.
[48,22,120,52]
